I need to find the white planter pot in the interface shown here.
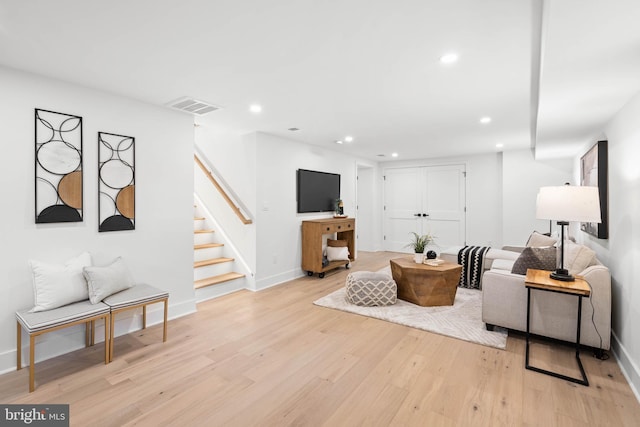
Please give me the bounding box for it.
[414,253,425,264]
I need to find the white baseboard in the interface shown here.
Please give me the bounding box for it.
[0,298,197,375]
[611,330,640,404]
[254,268,305,291]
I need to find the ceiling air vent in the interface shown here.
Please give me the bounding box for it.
[166,97,222,115]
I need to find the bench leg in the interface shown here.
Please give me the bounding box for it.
[29,335,35,392]
[104,315,110,365]
[163,299,168,342]
[91,320,96,346]
[143,306,147,329]
[17,322,22,370]
[110,311,115,362]
[85,322,90,347]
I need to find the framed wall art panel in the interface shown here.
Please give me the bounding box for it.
[35,109,83,223]
[98,132,135,232]
[580,140,608,239]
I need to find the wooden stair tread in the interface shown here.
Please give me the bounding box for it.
[194,217,205,221]
[194,257,234,268]
[194,229,215,234]
[194,243,224,250]
[194,272,245,289]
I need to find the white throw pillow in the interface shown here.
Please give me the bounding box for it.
[562,242,596,276]
[526,231,557,248]
[326,246,350,261]
[29,252,92,312]
[83,257,135,304]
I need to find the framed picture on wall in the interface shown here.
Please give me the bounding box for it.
[35,109,83,223]
[580,140,608,239]
[98,132,135,232]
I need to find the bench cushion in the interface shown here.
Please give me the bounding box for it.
[103,284,168,310]
[17,300,110,334]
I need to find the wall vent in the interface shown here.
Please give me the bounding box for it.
[166,97,222,115]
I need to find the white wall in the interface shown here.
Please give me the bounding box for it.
[502,149,572,244]
[0,66,196,373]
[356,165,377,251]
[254,133,378,289]
[380,152,504,248]
[194,127,257,279]
[577,90,640,397]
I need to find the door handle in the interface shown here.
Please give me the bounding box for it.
[414,213,421,217]
[422,213,429,217]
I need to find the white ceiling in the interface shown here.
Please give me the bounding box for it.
[1,0,639,161]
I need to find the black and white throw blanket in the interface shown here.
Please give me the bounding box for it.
[457,246,490,289]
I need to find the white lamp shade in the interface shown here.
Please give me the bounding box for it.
[536,186,601,223]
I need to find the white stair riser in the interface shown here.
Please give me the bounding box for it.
[193,219,207,231]
[194,246,224,261]
[195,277,245,302]
[194,232,215,245]
[194,262,234,281]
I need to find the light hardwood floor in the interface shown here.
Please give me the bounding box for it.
[2,251,639,426]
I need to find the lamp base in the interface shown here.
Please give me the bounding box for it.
[550,269,575,282]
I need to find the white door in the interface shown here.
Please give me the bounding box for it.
[384,165,466,252]
[424,165,466,249]
[383,167,423,252]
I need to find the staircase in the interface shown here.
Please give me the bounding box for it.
[193,213,246,302]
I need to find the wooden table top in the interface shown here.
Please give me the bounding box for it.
[390,257,462,272]
[524,269,590,296]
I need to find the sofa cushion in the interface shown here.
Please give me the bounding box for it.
[511,247,557,275]
[526,231,557,248]
[491,258,515,271]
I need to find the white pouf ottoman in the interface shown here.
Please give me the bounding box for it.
[345,271,397,307]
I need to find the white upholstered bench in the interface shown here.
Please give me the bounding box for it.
[16,300,111,392]
[103,284,169,362]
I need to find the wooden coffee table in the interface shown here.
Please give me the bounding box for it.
[390,257,463,307]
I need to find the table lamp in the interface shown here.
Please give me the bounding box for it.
[536,185,601,281]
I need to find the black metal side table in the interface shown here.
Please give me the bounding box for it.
[524,269,590,386]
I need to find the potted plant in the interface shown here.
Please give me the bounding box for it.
[406,232,433,263]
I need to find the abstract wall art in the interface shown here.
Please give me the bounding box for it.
[580,140,608,239]
[35,109,83,223]
[98,132,135,232]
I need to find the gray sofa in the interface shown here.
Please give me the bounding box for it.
[441,241,611,350]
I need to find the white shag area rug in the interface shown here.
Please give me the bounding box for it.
[313,274,507,349]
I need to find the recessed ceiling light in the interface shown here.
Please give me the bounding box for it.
[335,140,343,144]
[344,136,354,143]
[440,53,459,64]
[496,143,504,148]
[391,152,399,158]
[480,116,492,124]
[249,104,262,113]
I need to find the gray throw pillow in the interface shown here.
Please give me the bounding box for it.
[511,247,557,275]
[83,257,135,304]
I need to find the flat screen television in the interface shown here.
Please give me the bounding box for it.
[297,169,340,213]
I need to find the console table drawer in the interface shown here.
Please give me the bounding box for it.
[323,221,353,233]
